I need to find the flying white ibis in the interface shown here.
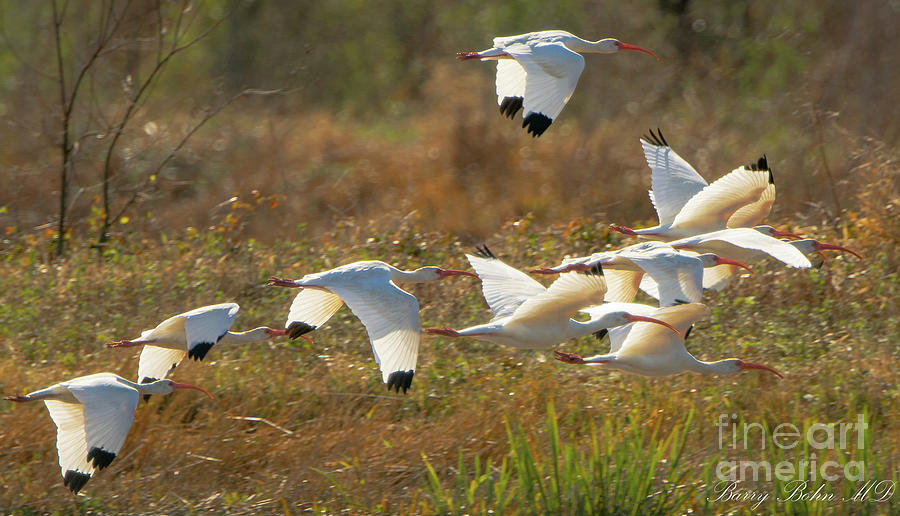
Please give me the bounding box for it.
[458,31,658,137]
[684,235,863,291]
[267,261,478,393]
[554,303,783,378]
[610,129,801,240]
[108,303,294,389]
[531,241,751,306]
[424,246,679,349]
[663,228,814,269]
[4,373,212,494]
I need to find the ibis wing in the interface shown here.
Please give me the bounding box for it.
[602,269,643,303]
[626,251,704,306]
[690,228,811,268]
[507,43,584,122]
[670,167,771,231]
[617,304,710,357]
[285,288,345,334]
[329,281,420,385]
[137,346,186,383]
[44,400,92,482]
[183,303,240,361]
[581,302,657,354]
[728,181,775,228]
[466,253,546,319]
[67,380,139,473]
[641,138,707,226]
[495,59,527,105]
[701,263,742,291]
[513,271,606,323]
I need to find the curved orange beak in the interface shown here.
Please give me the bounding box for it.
[715,256,753,273]
[171,382,215,399]
[739,361,784,379]
[265,328,287,338]
[626,314,680,335]
[814,242,863,260]
[617,41,659,60]
[438,269,479,279]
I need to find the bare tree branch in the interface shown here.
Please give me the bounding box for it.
[107,88,283,230]
[98,1,242,245]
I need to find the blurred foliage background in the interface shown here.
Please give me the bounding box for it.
[0,0,897,247]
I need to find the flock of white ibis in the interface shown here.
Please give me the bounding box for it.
[6,30,862,496]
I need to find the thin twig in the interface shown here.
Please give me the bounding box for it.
[227,415,295,436]
[810,104,843,228]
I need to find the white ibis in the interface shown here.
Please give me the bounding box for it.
[424,246,679,349]
[610,129,801,240]
[267,261,478,393]
[108,303,293,388]
[664,228,813,269]
[458,31,657,137]
[4,373,212,494]
[531,241,751,306]
[554,303,783,378]
[687,235,863,291]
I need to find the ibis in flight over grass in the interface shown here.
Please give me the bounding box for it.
[4,373,212,494]
[554,303,783,379]
[425,246,678,349]
[610,129,801,241]
[458,31,657,137]
[267,261,478,394]
[107,303,293,391]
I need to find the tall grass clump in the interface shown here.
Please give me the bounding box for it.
[423,403,699,515]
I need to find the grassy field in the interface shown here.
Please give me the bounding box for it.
[0,149,897,513]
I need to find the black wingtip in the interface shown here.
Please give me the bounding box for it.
[87,447,116,470]
[187,341,214,361]
[643,128,668,147]
[386,370,414,394]
[684,325,694,341]
[287,321,317,340]
[64,470,91,494]
[474,244,497,260]
[673,299,690,305]
[523,112,552,137]
[593,328,609,341]
[581,263,604,276]
[499,96,523,119]
[746,154,769,172]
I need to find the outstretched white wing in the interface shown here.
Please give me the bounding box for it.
[44,399,92,488]
[580,302,657,353]
[672,228,811,268]
[641,134,707,226]
[67,376,138,471]
[513,270,607,323]
[617,304,710,357]
[183,303,240,361]
[602,269,643,303]
[285,289,345,338]
[506,42,584,128]
[327,281,421,391]
[466,251,547,319]
[495,59,527,112]
[137,347,186,384]
[625,250,704,307]
[670,166,771,232]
